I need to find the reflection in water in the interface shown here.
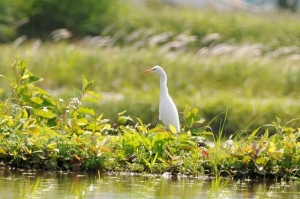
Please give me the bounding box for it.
[0,169,299,199]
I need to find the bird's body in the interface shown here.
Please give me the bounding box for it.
[143,66,180,133]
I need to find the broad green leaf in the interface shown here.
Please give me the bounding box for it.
[43,95,56,106]
[169,125,177,134]
[78,107,95,116]
[36,109,55,118]
[185,115,193,127]
[86,123,96,130]
[27,127,40,137]
[76,118,88,126]
[86,91,102,99]
[184,104,191,118]
[268,142,276,153]
[268,134,276,142]
[23,119,36,129]
[255,157,267,165]
[96,114,105,122]
[85,81,95,91]
[29,75,43,83]
[194,115,205,124]
[118,116,133,124]
[82,97,98,103]
[263,129,269,140]
[21,74,30,80]
[81,76,89,91]
[0,147,6,155]
[242,155,251,164]
[191,107,198,114]
[83,131,92,136]
[17,85,28,95]
[15,109,25,120]
[27,138,39,149]
[248,127,261,141]
[30,97,43,104]
[86,123,103,131]
[149,126,162,133]
[81,76,94,92]
[20,60,28,77]
[102,123,111,130]
[36,87,49,95]
[21,109,29,118]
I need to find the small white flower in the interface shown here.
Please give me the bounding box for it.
[59,98,64,102]
[43,107,48,112]
[68,98,81,109]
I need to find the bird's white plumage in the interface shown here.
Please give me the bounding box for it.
[143,66,180,133]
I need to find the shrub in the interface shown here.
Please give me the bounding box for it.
[4,0,118,40]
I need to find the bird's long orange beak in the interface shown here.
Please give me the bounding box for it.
[143,68,154,73]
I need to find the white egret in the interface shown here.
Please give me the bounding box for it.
[143,66,180,133]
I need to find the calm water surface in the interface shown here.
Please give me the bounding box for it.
[0,169,300,199]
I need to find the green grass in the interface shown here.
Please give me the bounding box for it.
[112,2,300,49]
[0,57,299,180]
[1,40,300,133]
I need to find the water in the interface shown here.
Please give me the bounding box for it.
[0,169,300,199]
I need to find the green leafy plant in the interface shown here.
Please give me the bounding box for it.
[0,58,108,170]
[0,57,299,180]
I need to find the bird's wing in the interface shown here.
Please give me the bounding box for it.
[159,97,179,131]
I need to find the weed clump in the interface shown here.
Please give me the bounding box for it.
[0,58,299,180]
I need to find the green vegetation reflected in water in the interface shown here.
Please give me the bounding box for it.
[0,170,299,199]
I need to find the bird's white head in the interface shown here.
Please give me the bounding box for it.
[143,66,164,75]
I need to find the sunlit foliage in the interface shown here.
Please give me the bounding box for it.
[0,58,299,180]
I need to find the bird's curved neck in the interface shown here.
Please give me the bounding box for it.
[159,72,169,99]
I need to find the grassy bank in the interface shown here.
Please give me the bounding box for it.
[1,41,300,133]
[0,58,299,180]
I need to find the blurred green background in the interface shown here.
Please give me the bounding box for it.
[1,0,300,134]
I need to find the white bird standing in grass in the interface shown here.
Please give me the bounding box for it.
[143,66,180,133]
